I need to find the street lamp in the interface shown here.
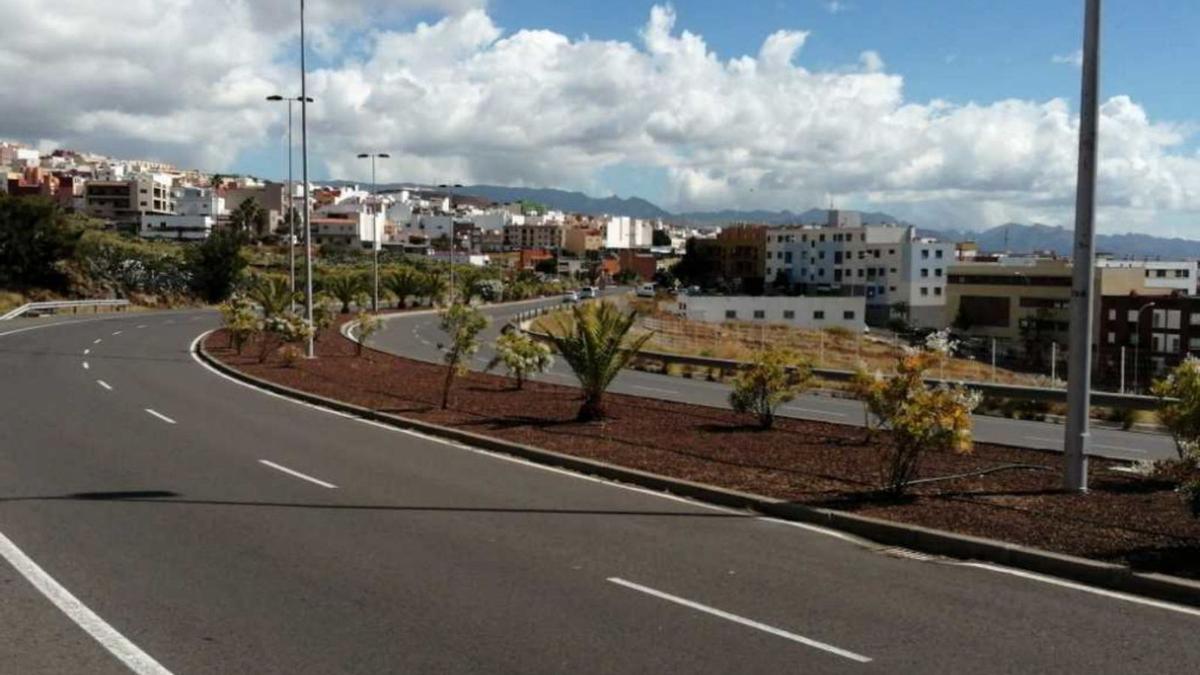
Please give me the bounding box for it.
[1062,0,1101,492]
[357,153,390,312]
[266,94,314,313]
[437,183,465,304]
[299,0,315,358]
[1132,301,1157,393]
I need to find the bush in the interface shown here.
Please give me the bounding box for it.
[438,304,489,408]
[353,310,381,356]
[260,312,313,363]
[218,295,259,354]
[853,349,980,495]
[488,330,553,389]
[0,194,88,291]
[74,230,190,298]
[185,228,248,303]
[1152,356,1200,460]
[729,348,813,429]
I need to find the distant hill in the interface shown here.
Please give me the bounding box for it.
[929,223,1200,259]
[446,185,671,219]
[673,209,912,227]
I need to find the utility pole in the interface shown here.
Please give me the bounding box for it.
[1063,0,1101,491]
[1119,346,1126,393]
[300,0,314,358]
[267,94,313,313]
[357,153,390,312]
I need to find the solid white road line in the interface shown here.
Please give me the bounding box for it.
[93,338,102,345]
[784,406,848,418]
[144,409,177,425]
[0,530,173,675]
[607,577,871,663]
[97,380,113,391]
[959,562,1200,619]
[82,362,89,370]
[258,460,338,489]
[631,385,679,395]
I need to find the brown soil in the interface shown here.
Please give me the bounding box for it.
[205,322,1200,579]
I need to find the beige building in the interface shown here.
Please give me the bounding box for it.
[503,223,564,250]
[84,175,174,231]
[563,227,603,257]
[945,258,1167,355]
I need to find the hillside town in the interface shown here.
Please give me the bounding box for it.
[4,139,1197,389]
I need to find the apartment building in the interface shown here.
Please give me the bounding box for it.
[604,216,653,249]
[781,211,954,327]
[1097,294,1200,388]
[1096,259,1197,296]
[564,226,604,257]
[764,226,810,285]
[504,223,564,250]
[945,257,1162,362]
[84,174,174,231]
[690,225,768,294]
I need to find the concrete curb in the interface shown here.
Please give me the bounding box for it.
[196,334,1200,610]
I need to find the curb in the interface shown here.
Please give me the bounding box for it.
[196,333,1200,610]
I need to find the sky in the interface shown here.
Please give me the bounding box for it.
[3,0,1200,235]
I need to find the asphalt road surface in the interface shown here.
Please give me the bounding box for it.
[370,293,1179,463]
[2,309,1198,673]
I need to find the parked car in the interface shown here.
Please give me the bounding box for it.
[636,283,656,298]
[579,286,598,299]
[562,290,579,304]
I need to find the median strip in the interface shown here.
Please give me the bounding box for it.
[607,577,871,663]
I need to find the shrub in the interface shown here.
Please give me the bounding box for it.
[247,275,295,318]
[185,228,247,303]
[279,344,303,368]
[854,349,980,495]
[488,330,553,389]
[354,310,382,356]
[438,303,489,408]
[218,295,259,354]
[261,312,313,363]
[1152,356,1200,460]
[729,348,813,429]
[0,194,88,291]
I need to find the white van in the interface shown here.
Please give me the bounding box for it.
[636,283,656,298]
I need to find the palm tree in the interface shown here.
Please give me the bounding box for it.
[547,301,652,422]
[421,272,448,307]
[323,272,366,314]
[230,199,267,236]
[247,275,295,317]
[383,267,423,309]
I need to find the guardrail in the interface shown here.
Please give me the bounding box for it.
[0,299,131,321]
[519,321,1166,411]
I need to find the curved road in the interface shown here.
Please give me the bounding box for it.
[1,309,1197,673]
[371,294,1178,462]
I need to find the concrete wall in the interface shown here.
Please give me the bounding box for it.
[675,295,867,331]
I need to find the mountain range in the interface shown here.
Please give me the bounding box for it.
[347,182,1200,260]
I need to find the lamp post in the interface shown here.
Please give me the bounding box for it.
[266,94,313,313]
[299,0,314,358]
[357,153,390,312]
[1062,0,1101,492]
[438,183,464,304]
[1132,301,1156,393]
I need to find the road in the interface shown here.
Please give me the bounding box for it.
[2,309,1198,673]
[370,294,1179,462]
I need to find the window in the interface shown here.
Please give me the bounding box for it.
[934,287,942,296]
[784,252,793,263]
[1168,310,1182,330]
[819,234,826,242]
[725,310,737,319]
[889,249,896,255]
[920,268,929,278]
[935,269,943,277]
[753,310,766,320]
[890,267,898,273]
[935,249,944,259]
[1168,335,1181,353]
[1107,332,1116,344]
[1191,313,1200,326]
[889,286,897,292]
[857,269,864,278]
[843,310,855,320]
[1127,309,1139,322]
[920,287,929,297]
[813,310,826,320]
[783,310,796,320]
[922,249,930,259]
[1190,337,1200,351]
[818,251,826,260]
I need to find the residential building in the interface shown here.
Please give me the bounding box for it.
[504,223,564,250]
[518,248,555,271]
[310,217,363,248]
[603,216,653,249]
[690,225,768,294]
[782,212,954,327]
[1097,294,1200,388]
[84,174,175,231]
[616,249,657,282]
[675,295,867,331]
[563,226,604,257]
[138,213,214,240]
[945,257,1165,363]
[764,225,810,286]
[1097,259,1197,296]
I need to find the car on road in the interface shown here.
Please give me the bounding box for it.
[579,286,599,299]
[636,283,656,298]
[562,290,579,303]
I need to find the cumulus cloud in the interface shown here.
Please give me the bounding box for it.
[1,2,1198,233]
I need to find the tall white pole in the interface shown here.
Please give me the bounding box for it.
[1120,345,1126,393]
[287,99,295,314]
[300,0,314,358]
[1063,0,1101,491]
[991,338,997,382]
[371,155,379,313]
[1051,342,1058,383]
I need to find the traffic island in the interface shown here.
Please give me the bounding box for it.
[199,323,1200,604]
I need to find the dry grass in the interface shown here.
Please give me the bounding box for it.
[0,291,26,314]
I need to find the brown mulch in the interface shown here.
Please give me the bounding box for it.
[206,321,1200,579]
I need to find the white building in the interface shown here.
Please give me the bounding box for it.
[765,225,812,284]
[604,216,653,249]
[676,295,868,331]
[781,211,954,327]
[138,214,214,240]
[1097,259,1197,295]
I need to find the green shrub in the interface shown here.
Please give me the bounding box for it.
[729,348,813,430]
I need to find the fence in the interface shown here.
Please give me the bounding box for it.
[0,299,131,321]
